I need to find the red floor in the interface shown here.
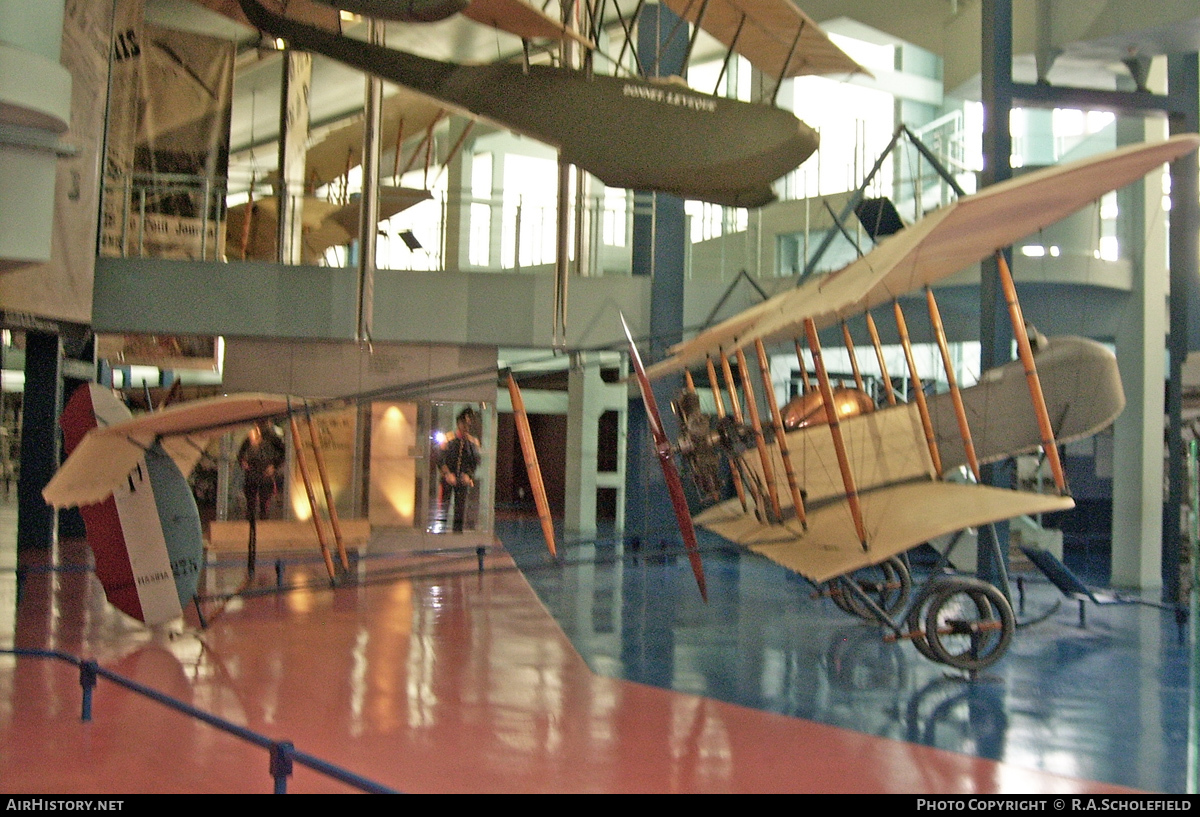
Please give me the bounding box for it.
[0,531,1138,794]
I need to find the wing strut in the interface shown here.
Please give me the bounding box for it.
[793,339,813,394]
[926,287,981,482]
[621,315,708,601]
[865,312,897,406]
[735,347,783,523]
[705,356,748,512]
[894,300,943,476]
[841,322,866,393]
[288,409,338,582]
[755,339,806,528]
[804,318,868,550]
[506,373,557,558]
[996,251,1068,494]
[305,403,349,571]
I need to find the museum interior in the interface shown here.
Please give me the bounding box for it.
[2,0,1200,794]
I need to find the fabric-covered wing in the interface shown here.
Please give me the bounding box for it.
[697,481,1074,584]
[662,0,867,78]
[44,393,293,509]
[464,0,595,48]
[647,134,1200,378]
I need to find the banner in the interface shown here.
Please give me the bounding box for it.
[101,1,234,260]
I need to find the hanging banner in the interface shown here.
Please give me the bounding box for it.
[101,1,234,260]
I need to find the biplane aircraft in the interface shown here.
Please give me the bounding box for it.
[43,371,556,628]
[225,82,445,262]
[624,133,1200,671]
[233,0,868,208]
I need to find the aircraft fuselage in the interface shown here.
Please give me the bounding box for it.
[239,0,818,207]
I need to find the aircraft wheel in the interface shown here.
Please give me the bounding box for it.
[904,577,958,661]
[835,557,912,621]
[922,577,1015,672]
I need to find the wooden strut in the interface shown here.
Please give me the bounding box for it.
[721,348,767,516]
[305,405,349,571]
[719,349,745,424]
[755,339,807,528]
[736,347,783,524]
[506,373,557,558]
[392,118,405,181]
[706,356,748,512]
[289,412,337,581]
[841,322,866,392]
[926,287,981,482]
[241,182,255,261]
[793,339,813,394]
[995,250,1067,493]
[893,300,943,477]
[804,318,868,550]
[865,312,897,406]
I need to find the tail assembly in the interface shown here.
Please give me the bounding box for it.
[58,384,203,627]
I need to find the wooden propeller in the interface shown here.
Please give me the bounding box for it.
[621,315,708,602]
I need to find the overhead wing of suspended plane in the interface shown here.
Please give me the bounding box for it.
[662,0,868,79]
[626,134,1199,593]
[310,0,596,48]
[303,86,450,191]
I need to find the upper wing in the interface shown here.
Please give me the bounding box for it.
[462,0,595,49]
[697,480,1074,584]
[662,0,868,79]
[646,133,1200,378]
[44,393,293,509]
[304,88,448,192]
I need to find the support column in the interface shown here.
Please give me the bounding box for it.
[625,2,688,540]
[978,0,1016,587]
[565,353,626,538]
[276,48,311,265]
[1165,54,1200,601]
[17,331,62,551]
[1112,102,1167,591]
[0,0,71,267]
[442,117,474,272]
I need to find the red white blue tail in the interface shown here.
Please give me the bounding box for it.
[58,384,203,626]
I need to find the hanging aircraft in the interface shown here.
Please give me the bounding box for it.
[43,369,557,626]
[234,0,867,208]
[624,133,1200,671]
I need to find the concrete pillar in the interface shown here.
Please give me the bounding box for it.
[1112,114,1167,591]
[626,2,689,540]
[978,0,1016,588]
[442,117,474,271]
[276,48,311,265]
[0,0,71,267]
[565,353,627,538]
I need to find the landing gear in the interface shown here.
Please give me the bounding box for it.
[829,556,912,620]
[919,577,1015,672]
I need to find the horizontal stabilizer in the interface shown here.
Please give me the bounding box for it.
[44,392,293,509]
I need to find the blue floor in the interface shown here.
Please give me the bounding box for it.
[499,517,1193,793]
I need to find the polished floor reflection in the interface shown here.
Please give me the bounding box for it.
[505,519,1190,794]
[0,502,1179,793]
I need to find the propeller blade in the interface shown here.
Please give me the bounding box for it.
[620,314,708,602]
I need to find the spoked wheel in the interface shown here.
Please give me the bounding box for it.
[922,577,1016,672]
[830,557,912,621]
[905,580,947,662]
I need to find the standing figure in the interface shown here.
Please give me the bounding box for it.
[439,407,479,533]
[238,420,286,573]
